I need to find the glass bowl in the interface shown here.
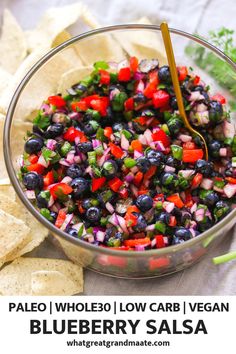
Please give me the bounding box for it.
[4,25,236,278]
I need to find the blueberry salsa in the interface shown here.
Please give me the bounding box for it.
[19,57,236,252]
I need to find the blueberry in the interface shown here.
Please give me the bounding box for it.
[158,65,171,83]
[112,122,126,132]
[156,212,170,224]
[160,172,178,188]
[23,172,43,190]
[102,160,118,179]
[72,83,87,94]
[192,85,204,92]
[146,149,164,166]
[44,123,64,138]
[204,192,219,207]
[170,96,178,110]
[172,236,185,245]
[36,192,48,208]
[71,177,90,198]
[82,198,93,210]
[133,93,146,104]
[174,227,192,241]
[67,164,83,179]
[77,142,93,153]
[166,156,183,169]
[86,207,101,223]
[198,217,213,231]
[68,228,78,237]
[136,157,151,173]
[195,159,213,176]
[209,101,223,123]
[208,140,221,158]
[24,138,43,154]
[133,214,147,232]
[136,194,153,212]
[83,123,97,136]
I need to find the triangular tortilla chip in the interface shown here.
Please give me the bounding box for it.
[57,66,92,94]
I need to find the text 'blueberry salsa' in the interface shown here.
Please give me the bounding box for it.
[19,57,236,251]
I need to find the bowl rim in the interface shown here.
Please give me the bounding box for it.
[4,23,236,258]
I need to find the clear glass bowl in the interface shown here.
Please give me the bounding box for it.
[4,25,236,278]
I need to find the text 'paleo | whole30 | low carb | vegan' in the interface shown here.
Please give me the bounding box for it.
[19,57,236,252]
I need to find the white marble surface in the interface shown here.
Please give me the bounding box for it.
[1,0,236,295]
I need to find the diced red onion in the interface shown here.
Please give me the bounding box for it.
[223,120,235,139]
[144,129,153,144]
[133,71,145,81]
[124,173,134,183]
[121,133,129,150]
[59,159,70,166]
[108,213,119,227]
[41,103,53,115]
[144,208,154,220]
[116,215,129,234]
[61,176,72,184]
[190,203,197,213]
[48,195,54,208]
[130,166,138,174]
[68,112,81,120]
[224,183,236,198]
[134,150,143,159]
[75,137,80,145]
[107,61,118,71]
[109,87,120,101]
[92,139,101,149]
[18,156,24,168]
[194,208,205,222]
[46,139,57,150]
[163,201,175,213]
[151,238,156,247]
[96,231,105,243]
[25,190,36,199]
[178,169,194,179]
[87,234,95,243]
[146,224,155,231]
[135,245,148,251]
[38,154,49,168]
[189,91,204,101]
[105,202,115,214]
[85,165,93,177]
[213,186,224,193]
[74,156,82,164]
[138,134,147,145]
[219,148,227,157]
[146,118,154,126]
[196,103,208,112]
[200,178,213,190]
[189,228,196,237]
[155,141,165,151]
[136,80,145,93]
[164,165,175,173]
[66,151,75,164]
[178,134,192,142]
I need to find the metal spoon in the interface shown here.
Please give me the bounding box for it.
[160,22,208,160]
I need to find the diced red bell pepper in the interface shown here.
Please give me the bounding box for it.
[152,129,170,147]
[49,182,73,199]
[27,163,45,174]
[55,209,67,228]
[71,100,88,112]
[133,171,143,187]
[191,173,203,189]
[182,149,204,163]
[63,127,87,142]
[99,69,110,85]
[149,257,170,270]
[118,188,129,199]
[48,95,66,108]
[108,177,123,192]
[169,215,177,227]
[130,139,143,153]
[133,116,148,126]
[166,193,184,208]
[124,237,151,247]
[155,235,165,248]
[124,212,138,227]
[118,67,131,82]
[184,191,194,208]
[90,96,109,117]
[177,66,188,81]
[130,56,139,72]
[182,141,196,150]
[109,142,124,158]
[83,94,100,105]
[43,171,54,188]
[212,93,226,104]
[225,177,236,184]
[193,75,200,85]
[92,177,106,192]
[143,166,157,183]
[104,127,113,139]
[124,97,134,111]
[153,90,170,108]
[126,205,140,214]
[28,154,39,164]
[154,193,165,202]
[138,188,149,196]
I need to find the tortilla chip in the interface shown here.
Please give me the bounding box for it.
[51,30,72,48]
[31,270,81,296]
[114,17,167,66]
[26,2,84,52]
[0,194,48,261]
[0,257,83,295]
[82,7,100,29]
[0,209,30,260]
[58,66,92,94]
[0,179,16,201]
[0,10,27,74]
[0,68,12,98]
